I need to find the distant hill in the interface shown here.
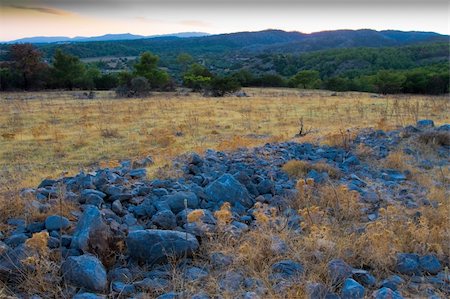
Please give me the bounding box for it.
[4,32,210,44]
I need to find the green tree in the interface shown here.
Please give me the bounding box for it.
[374,70,406,94]
[176,53,194,73]
[182,63,213,91]
[208,76,241,97]
[51,49,85,90]
[133,52,171,90]
[290,70,321,89]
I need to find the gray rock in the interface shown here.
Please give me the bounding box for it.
[396,253,420,275]
[205,174,253,208]
[111,281,136,295]
[126,229,199,264]
[416,119,434,128]
[341,278,365,298]
[352,269,376,287]
[372,287,403,299]
[328,259,353,285]
[163,191,199,213]
[219,271,244,292]
[73,293,105,299]
[71,205,105,252]
[270,260,304,282]
[45,215,70,231]
[151,210,177,230]
[419,254,441,274]
[4,233,28,248]
[62,254,107,292]
[111,200,124,216]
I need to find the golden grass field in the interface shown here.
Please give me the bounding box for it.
[1,88,448,190]
[0,88,449,297]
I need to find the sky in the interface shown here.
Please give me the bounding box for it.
[0,0,449,41]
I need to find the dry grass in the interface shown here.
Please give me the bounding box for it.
[0,88,449,297]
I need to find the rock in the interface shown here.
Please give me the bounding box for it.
[62,254,107,292]
[134,277,169,291]
[306,282,329,299]
[71,206,105,252]
[151,210,177,230]
[73,293,105,299]
[126,229,199,264]
[163,191,199,213]
[372,287,403,299]
[0,244,30,278]
[4,233,28,248]
[416,119,434,128]
[111,281,136,295]
[341,278,365,298]
[184,266,208,282]
[270,260,304,282]
[108,267,132,283]
[132,156,154,169]
[352,269,376,287]
[419,254,441,274]
[111,200,124,216]
[396,253,420,275]
[270,236,288,255]
[45,215,70,231]
[156,292,181,299]
[437,124,450,132]
[218,271,244,292]
[256,179,273,195]
[205,174,253,208]
[381,170,406,181]
[328,259,353,285]
[38,179,57,188]
[26,221,45,234]
[380,275,404,291]
[210,252,233,268]
[129,168,147,178]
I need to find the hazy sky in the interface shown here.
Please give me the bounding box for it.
[0,0,448,41]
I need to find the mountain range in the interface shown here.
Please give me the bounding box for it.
[4,32,210,44]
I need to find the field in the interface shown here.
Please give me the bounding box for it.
[0,88,449,298]
[1,88,448,189]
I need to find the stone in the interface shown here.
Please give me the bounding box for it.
[341,278,365,298]
[38,179,57,188]
[73,293,105,299]
[380,275,404,291]
[256,179,273,195]
[396,253,420,275]
[205,174,253,208]
[129,168,147,178]
[111,200,124,216]
[45,215,70,231]
[419,254,441,275]
[184,266,208,282]
[108,267,132,283]
[416,119,434,128]
[328,259,353,285]
[71,206,105,252]
[151,210,177,230]
[62,254,107,292]
[210,252,233,268]
[163,191,199,213]
[352,269,376,287]
[111,281,136,296]
[134,277,169,291]
[126,229,199,264]
[372,287,404,299]
[270,260,304,282]
[132,156,154,169]
[381,170,406,181]
[218,271,244,292]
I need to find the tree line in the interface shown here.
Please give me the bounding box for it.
[0,43,448,95]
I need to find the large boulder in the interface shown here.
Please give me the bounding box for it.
[328,259,353,286]
[341,278,365,298]
[162,191,199,213]
[45,215,70,231]
[71,206,105,252]
[62,254,107,292]
[395,253,420,275]
[126,229,199,264]
[205,174,253,208]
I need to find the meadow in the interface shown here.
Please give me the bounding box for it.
[0,88,449,298]
[1,88,448,190]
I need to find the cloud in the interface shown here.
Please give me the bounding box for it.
[8,4,72,16]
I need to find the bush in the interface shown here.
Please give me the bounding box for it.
[207,76,241,97]
[115,76,150,97]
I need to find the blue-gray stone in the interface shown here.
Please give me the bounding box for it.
[45,215,70,231]
[151,210,177,230]
[372,287,404,299]
[205,174,253,208]
[73,293,104,299]
[111,281,135,295]
[352,269,376,287]
[328,259,353,285]
[71,205,105,252]
[4,233,28,248]
[380,275,404,291]
[342,278,365,298]
[396,253,420,275]
[62,254,107,292]
[416,119,434,128]
[162,191,199,213]
[129,168,147,178]
[419,255,441,275]
[126,229,199,264]
[270,260,304,282]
